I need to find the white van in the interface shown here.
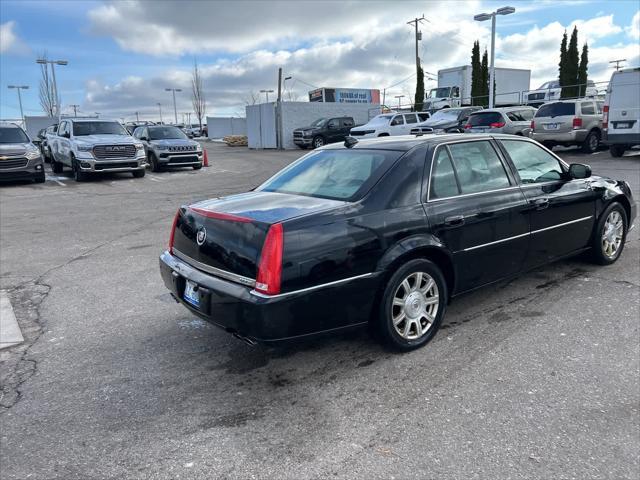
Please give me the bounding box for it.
[603,67,640,157]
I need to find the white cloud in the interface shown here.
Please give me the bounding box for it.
[627,11,640,40]
[0,21,29,55]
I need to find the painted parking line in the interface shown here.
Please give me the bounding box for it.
[0,291,23,350]
[45,175,67,186]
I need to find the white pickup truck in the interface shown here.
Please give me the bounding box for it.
[48,118,146,181]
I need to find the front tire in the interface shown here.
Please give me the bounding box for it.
[581,130,600,153]
[610,145,626,158]
[51,153,63,173]
[376,259,447,351]
[591,202,627,265]
[312,136,325,148]
[148,152,161,172]
[72,158,88,182]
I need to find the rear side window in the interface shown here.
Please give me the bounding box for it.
[468,112,503,126]
[448,141,511,194]
[430,148,459,199]
[342,118,354,128]
[404,114,418,124]
[536,102,575,117]
[580,102,595,115]
[518,109,535,121]
[501,140,564,184]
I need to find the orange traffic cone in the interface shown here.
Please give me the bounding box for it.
[203,148,209,167]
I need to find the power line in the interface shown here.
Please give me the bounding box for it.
[609,59,626,71]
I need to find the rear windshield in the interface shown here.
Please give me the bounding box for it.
[149,126,188,140]
[535,103,575,118]
[468,112,503,126]
[0,127,29,144]
[258,149,403,201]
[73,122,129,136]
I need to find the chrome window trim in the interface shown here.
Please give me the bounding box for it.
[250,273,375,299]
[461,215,594,252]
[426,138,516,203]
[173,248,256,287]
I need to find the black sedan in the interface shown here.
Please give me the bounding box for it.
[159,134,636,351]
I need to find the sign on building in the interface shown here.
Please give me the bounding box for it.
[308,88,380,104]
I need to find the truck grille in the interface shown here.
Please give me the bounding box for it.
[168,145,197,152]
[168,156,199,164]
[0,157,28,169]
[93,145,137,159]
[293,131,304,138]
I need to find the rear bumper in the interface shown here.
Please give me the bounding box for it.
[530,130,586,144]
[159,250,378,342]
[602,132,640,146]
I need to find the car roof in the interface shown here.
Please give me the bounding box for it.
[67,118,121,123]
[0,122,21,128]
[322,133,535,152]
[472,106,536,113]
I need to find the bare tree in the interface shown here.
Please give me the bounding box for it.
[38,53,56,117]
[244,90,260,105]
[191,60,206,130]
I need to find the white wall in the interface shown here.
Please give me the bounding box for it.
[206,116,246,139]
[280,102,381,149]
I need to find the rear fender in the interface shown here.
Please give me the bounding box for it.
[376,234,449,271]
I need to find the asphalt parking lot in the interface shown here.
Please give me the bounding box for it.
[1,141,639,479]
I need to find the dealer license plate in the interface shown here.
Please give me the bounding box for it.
[183,280,200,308]
[544,123,559,130]
[616,122,630,129]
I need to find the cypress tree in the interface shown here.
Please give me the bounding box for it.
[577,43,589,97]
[414,66,425,112]
[559,30,568,97]
[471,41,482,106]
[565,26,580,98]
[481,48,489,106]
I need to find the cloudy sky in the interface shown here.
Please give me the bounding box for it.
[1,0,638,122]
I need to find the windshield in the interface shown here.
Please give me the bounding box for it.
[258,149,403,201]
[0,127,29,144]
[368,114,394,125]
[310,118,327,127]
[149,126,188,140]
[429,87,451,98]
[429,109,463,121]
[535,102,575,117]
[538,81,560,89]
[73,122,129,136]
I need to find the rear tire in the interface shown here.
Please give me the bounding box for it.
[591,202,627,265]
[581,130,600,153]
[610,145,626,158]
[542,141,554,151]
[376,259,447,351]
[132,169,145,178]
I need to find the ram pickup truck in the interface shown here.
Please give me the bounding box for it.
[49,118,146,181]
[292,117,357,148]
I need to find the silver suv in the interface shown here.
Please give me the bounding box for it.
[133,125,203,172]
[463,107,536,136]
[0,122,45,183]
[530,99,604,153]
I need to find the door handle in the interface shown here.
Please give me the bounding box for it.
[530,198,549,210]
[444,215,465,227]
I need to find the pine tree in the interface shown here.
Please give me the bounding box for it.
[559,30,568,97]
[471,41,482,106]
[577,43,589,97]
[564,26,580,98]
[414,66,425,112]
[481,48,489,106]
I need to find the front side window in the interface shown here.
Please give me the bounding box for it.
[390,116,404,126]
[448,141,511,194]
[258,149,403,201]
[501,140,564,184]
[327,119,339,129]
[430,148,459,199]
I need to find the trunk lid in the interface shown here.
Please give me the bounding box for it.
[171,191,346,281]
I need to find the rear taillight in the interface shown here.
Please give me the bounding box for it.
[490,122,506,128]
[464,124,471,129]
[603,105,609,130]
[255,224,283,295]
[572,117,583,129]
[168,209,180,254]
[530,120,535,130]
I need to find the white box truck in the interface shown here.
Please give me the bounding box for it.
[424,65,531,111]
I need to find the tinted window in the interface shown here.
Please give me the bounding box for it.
[342,118,354,128]
[501,140,564,184]
[404,114,418,124]
[258,149,403,201]
[430,148,459,199]
[390,116,404,126]
[580,102,595,115]
[507,111,525,122]
[468,112,503,126]
[73,122,128,136]
[0,127,29,144]
[448,141,510,194]
[327,119,339,128]
[417,113,430,121]
[535,102,575,117]
[518,109,535,121]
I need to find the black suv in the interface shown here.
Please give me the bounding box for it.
[293,117,356,149]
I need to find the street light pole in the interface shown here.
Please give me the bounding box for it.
[8,85,28,125]
[474,6,515,108]
[260,89,274,102]
[395,95,405,110]
[36,59,68,119]
[165,88,182,124]
[70,104,80,117]
[157,103,163,123]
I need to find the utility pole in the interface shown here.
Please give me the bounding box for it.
[8,85,28,125]
[407,16,426,72]
[70,104,80,117]
[609,59,626,71]
[157,103,163,123]
[165,88,182,124]
[135,111,139,122]
[277,67,283,102]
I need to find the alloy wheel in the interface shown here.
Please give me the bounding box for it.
[602,210,623,259]
[391,271,439,340]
